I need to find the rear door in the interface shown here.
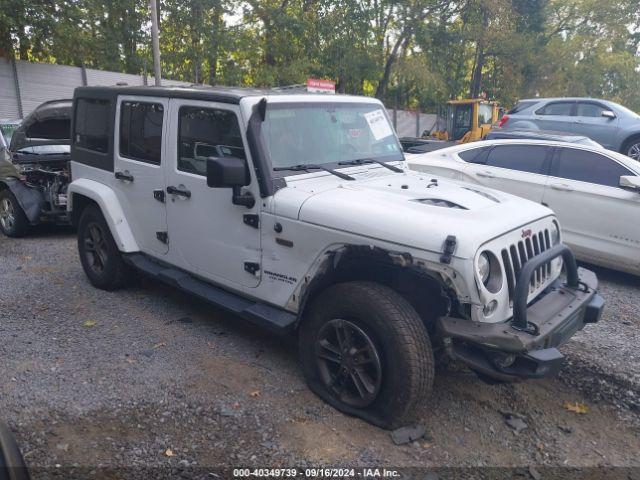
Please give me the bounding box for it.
[532,101,575,132]
[463,144,552,203]
[572,101,619,149]
[113,96,169,255]
[542,147,640,269]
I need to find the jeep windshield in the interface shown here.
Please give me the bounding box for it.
[263,102,403,173]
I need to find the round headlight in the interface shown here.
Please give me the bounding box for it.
[550,221,560,245]
[477,252,491,284]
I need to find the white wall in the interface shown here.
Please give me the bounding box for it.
[0,59,191,119]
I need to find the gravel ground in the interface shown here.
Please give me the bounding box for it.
[1,228,639,479]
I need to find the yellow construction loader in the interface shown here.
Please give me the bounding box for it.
[428,98,500,143]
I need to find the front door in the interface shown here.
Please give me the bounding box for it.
[542,147,640,270]
[463,143,551,203]
[113,96,169,255]
[572,101,619,149]
[164,99,261,289]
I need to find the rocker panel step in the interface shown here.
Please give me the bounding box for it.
[124,253,296,334]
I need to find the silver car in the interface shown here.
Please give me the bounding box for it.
[500,98,640,161]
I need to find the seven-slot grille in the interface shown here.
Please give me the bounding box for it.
[501,227,553,302]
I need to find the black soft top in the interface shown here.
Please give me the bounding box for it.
[73,85,270,105]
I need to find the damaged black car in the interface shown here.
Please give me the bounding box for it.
[0,100,71,237]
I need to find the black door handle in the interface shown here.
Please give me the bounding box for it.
[114,171,134,182]
[166,185,192,198]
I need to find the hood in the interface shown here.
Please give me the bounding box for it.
[9,99,72,152]
[274,168,553,259]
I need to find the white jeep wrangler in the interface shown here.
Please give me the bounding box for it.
[67,86,603,429]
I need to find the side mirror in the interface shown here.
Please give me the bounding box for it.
[620,175,640,192]
[206,156,248,188]
[206,157,255,208]
[601,110,616,119]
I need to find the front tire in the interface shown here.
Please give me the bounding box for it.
[0,189,29,237]
[299,282,434,429]
[77,204,130,290]
[623,136,640,162]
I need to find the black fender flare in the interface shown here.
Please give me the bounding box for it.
[0,178,44,225]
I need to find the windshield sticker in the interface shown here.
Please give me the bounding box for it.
[348,128,363,138]
[268,110,296,119]
[364,109,393,141]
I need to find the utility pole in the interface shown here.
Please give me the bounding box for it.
[149,0,162,86]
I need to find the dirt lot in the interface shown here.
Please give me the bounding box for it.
[1,228,639,479]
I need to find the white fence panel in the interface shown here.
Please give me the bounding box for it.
[86,68,145,86]
[17,61,82,116]
[0,59,20,119]
[148,77,192,87]
[393,110,437,138]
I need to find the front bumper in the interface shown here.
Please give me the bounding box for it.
[438,246,603,381]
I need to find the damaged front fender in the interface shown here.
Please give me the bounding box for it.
[286,244,473,317]
[0,177,44,224]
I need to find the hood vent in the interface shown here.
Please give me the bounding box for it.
[413,198,467,209]
[462,187,500,203]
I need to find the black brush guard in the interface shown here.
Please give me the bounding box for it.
[511,244,578,334]
[437,244,604,381]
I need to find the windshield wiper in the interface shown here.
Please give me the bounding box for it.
[338,158,403,173]
[273,164,355,181]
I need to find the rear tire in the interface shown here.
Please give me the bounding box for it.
[299,281,434,429]
[0,189,29,237]
[77,204,130,290]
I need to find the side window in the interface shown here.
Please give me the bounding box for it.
[119,101,164,165]
[458,146,488,163]
[178,106,245,176]
[485,145,548,174]
[551,148,633,188]
[477,104,494,124]
[575,102,605,118]
[75,99,110,153]
[536,102,574,116]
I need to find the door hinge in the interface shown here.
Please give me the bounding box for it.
[156,231,169,244]
[244,262,260,275]
[243,214,259,229]
[153,189,165,203]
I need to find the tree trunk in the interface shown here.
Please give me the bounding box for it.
[469,42,485,98]
[469,3,488,98]
[375,35,403,99]
[208,1,222,85]
[191,0,202,83]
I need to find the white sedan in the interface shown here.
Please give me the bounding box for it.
[407,139,640,276]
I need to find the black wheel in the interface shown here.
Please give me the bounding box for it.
[299,282,434,429]
[77,204,130,290]
[0,421,30,480]
[0,190,29,237]
[623,136,640,162]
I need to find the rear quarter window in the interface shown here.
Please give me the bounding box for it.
[507,101,537,114]
[75,99,110,153]
[72,96,114,171]
[458,146,489,163]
